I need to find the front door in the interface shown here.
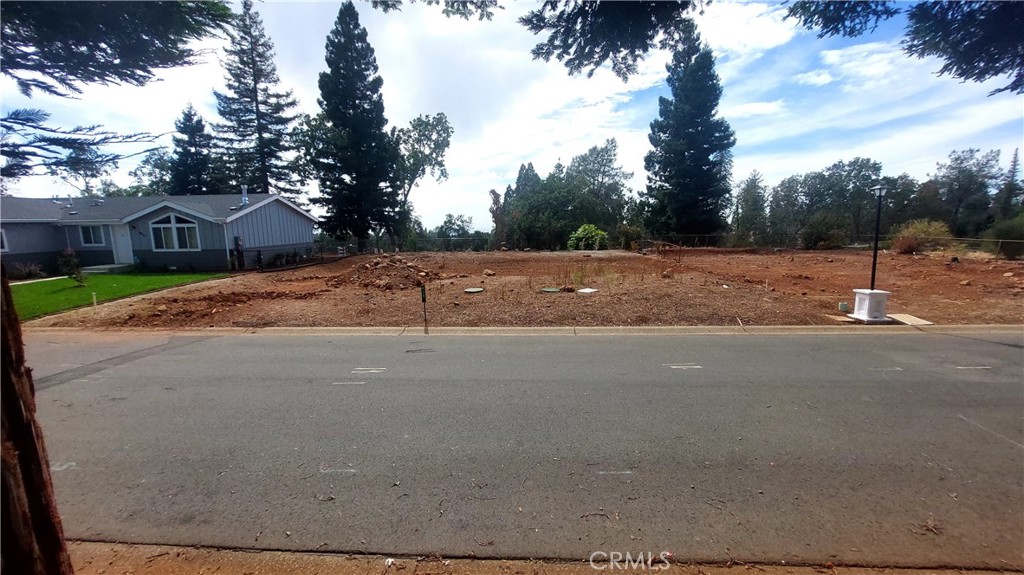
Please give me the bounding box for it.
[111,224,134,264]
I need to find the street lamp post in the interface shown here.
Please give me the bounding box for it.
[869,184,888,291]
[848,184,892,324]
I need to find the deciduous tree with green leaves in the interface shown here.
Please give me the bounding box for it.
[488,188,507,248]
[393,113,454,209]
[565,138,630,234]
[129,149,174,196]
[933,148,1001,237]
[503,141,632,250]
[767,175,804,247]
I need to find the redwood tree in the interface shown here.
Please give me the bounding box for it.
[2,266,73,575]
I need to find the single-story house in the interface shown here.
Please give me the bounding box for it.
[0,192,317,273]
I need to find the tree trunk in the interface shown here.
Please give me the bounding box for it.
[1,265,74,575]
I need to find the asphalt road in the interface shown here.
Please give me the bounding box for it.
[28,329,1024,567]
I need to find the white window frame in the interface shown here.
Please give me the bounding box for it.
[150,214,201,252]
[79,225,105,247]
[0,229,8,252]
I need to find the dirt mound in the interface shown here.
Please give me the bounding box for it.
[339,254,441,291]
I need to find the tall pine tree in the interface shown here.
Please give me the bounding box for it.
[305,1,400,249]
[993,148,1023,220]
[214,0,298,197]
[732,171,769,246]
[643,20,735,241]
[170,104,214,196]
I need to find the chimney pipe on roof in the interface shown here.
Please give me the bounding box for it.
[241,184,249,206]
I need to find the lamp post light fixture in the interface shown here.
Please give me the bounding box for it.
[869,184,888,291]
[848,184,892,323]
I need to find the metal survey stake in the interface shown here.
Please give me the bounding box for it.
[420,284,428,334]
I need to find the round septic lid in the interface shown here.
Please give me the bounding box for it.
[540,287,561,293]
[577,287,598,294]
[464,287,484,293]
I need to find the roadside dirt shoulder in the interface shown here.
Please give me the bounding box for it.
[70,541,1011,575]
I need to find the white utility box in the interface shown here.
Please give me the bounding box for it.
[847,289,891,323]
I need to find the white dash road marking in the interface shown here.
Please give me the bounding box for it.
[868,367,903,371]
[332,382,365,385]
[957,414,1024,449]
[598,470,634,475]
[50,462,76,471]
[352,368,387,374]
[664,363,703,370]
[956,366,992,370]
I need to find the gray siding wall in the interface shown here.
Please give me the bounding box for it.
[226,200,314,249]
[63,223,114,266]
[2,222,65,254]
[126,207,230,271]
[1,223,66,274]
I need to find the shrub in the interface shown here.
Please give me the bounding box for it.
[890,219,953,254]
[567,224,608,250]
[5,262,46,280]
[986,215,1024,260]
[57,248,86,287]
[800,214,846,250]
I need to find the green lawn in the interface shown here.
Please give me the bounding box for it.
[10,272,227,321]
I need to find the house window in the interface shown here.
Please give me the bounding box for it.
[80,225,104,246]
[0,229,7,252]
[150,214,201,251]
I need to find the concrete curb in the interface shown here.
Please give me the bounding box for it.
[22,324,1023,336]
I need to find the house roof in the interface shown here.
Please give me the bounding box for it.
[0,196,67,221]
[0,194,316,225]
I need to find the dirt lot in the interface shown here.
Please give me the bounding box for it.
[68,541,1011,575]
[26,249,1024,329]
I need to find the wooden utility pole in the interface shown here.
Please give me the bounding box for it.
[1,265,74,574]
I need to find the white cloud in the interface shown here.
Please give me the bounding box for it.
[733,40,1022,149]
[694,2,801,83]
[794,70,834,86]
[820,41,909,93]
[723,99,786,119]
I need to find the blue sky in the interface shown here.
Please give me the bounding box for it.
[3,1,1022,230]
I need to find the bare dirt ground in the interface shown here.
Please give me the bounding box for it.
[69,541,1011,575]
[27,249,1024,329]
